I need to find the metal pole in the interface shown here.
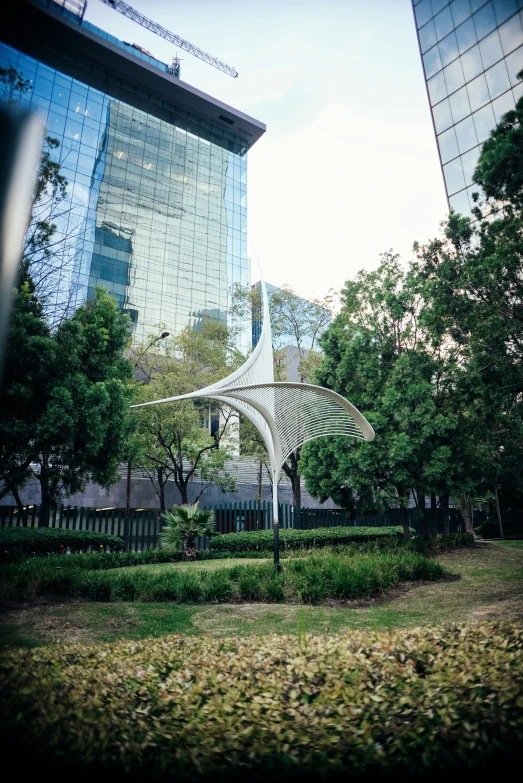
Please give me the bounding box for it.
[272,472,280,572]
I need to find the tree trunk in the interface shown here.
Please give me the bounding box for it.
[180,482,188,504]
[12,487,25,518]
[38,473,52,528]
[157,467,166,512]
[282,449,301,508]
[416,488,428,538]
[494,486,504,540]
[126,460,131,514]
[430,493,437,537]
[258,459,263,499]
[441,494,450,539]
[399,504,410,540]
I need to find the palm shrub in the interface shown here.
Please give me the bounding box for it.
[159,502,215,561]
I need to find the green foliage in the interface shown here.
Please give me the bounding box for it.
[0,286,133,514]
[1,623,522,779]
[210,525,415,552]
[0,528,123,562]
[473,78,523,207]
[160,502,216,557]
[130,320,241,505]
[0,548,441,604]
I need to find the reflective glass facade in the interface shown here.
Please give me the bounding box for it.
[0,7,252,343]
[413,0,523,216]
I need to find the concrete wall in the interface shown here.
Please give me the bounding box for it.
[0,476,340,510]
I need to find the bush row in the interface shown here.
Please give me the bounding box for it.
[0,549,443,604]
[0,527,124,561]
[210,525,416,552]
[1,622,522,781]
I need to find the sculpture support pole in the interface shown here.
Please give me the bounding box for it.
[272,471,280,572]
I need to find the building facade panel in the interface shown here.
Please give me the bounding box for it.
[1,1,258,345]
[413,0,523,216]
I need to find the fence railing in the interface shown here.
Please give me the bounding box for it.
[0,501,468,550]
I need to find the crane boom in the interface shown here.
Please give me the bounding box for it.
[98,0,238,77]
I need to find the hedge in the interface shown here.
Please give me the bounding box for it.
[0,527,124,561]
[210,525,416,552]
[0,550,443,603]
[1,622,522,781]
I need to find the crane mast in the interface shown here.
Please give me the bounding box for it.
[98,0,238,78]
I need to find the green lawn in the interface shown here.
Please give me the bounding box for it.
[110,557,268,575]
[1,542,522,648]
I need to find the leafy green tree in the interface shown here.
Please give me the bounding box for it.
[0,284,133,523]
[300,254,463,537]
[159,502,216,560]
[131,320,242,505]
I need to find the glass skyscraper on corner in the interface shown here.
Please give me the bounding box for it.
[413,0,523,217]
[1,0,265,343]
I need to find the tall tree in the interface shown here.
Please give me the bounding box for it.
[300,254,464,537]
[131,320,241,506]
[0,284,133,522]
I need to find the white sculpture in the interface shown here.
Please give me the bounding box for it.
[132,277,375,567]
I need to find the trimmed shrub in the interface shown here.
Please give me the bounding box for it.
[9,549,441,604]
[210,525,416,552]
[1,623,522,780]
[0,527,124,561]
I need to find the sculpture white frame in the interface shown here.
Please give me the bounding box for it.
[132,277,375,566]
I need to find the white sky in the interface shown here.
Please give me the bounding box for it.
[84,0,448,301]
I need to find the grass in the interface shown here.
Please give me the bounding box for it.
[112,557,266,575]
[1,542,522,648]
[0,548,442,605]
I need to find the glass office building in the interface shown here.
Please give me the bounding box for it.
[412,0,523,217]
[1,0,265,342]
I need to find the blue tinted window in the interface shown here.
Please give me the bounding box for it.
[451,0,473,26]
[467,72,491,109]
[438,126,460,162]
[444,58,466,91]
[424,45,443,77]
[33,74,53,100]
[486,59,511,96]
[493,0,518,23]
[450,84,472,120]
[472,101,497,140]
[456,18,478,53]
[505,45,523,83]
[461,44,485,80]
[433,0,449,13]
[440,32,460,65]
[433,97,454,130]
[498,14,523,52]
[460,146,480,185]
[429,70,448,103]
[492,88,516,118]
[435,6,455,39]
[416,0,434,28]
[444,157,466,193]
[473,3,497,39]
[455,114,479,151]
[419,20,438,51]
[479,30,504,66]
[449,188,472,216]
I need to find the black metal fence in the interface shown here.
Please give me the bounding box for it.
[0,501,466,551]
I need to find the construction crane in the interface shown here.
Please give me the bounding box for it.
[98,0,238,78]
